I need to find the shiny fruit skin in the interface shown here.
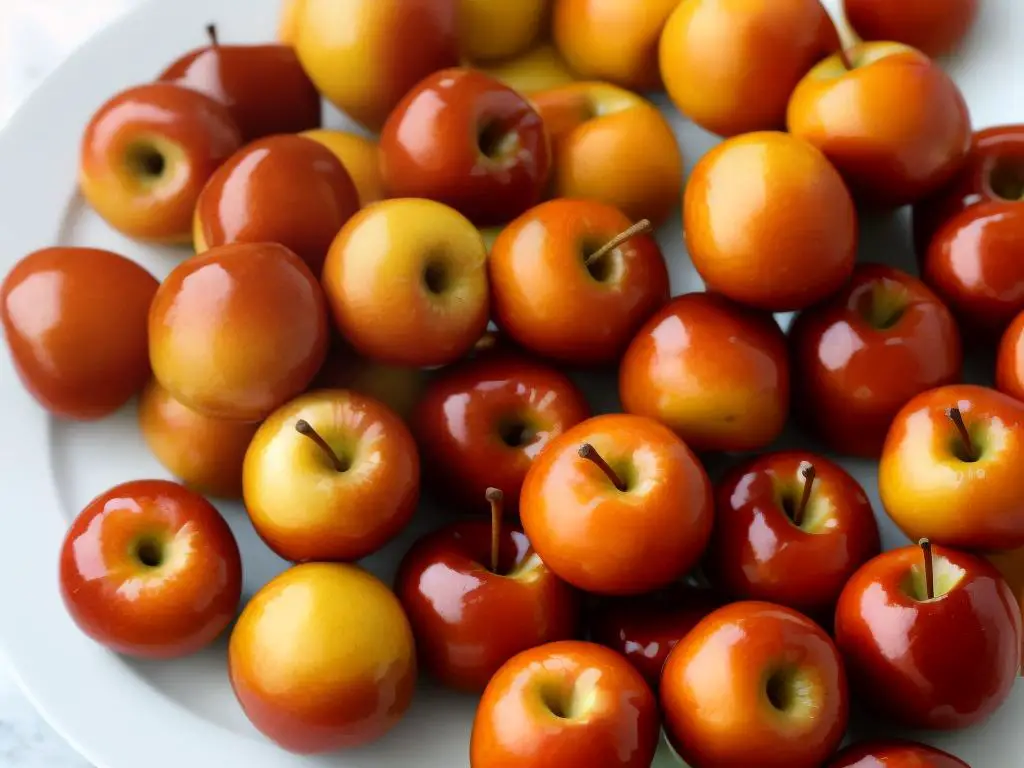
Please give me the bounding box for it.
[149,242,328,422]
[659,0,840,138]
[1,247,158,420]
[619,292,790,452]
[193,134,360,275]
[985,546,1024,672]
[293,0,460,132]
[379,68,550,227]
[997,310,1024,402]
[412,353,590,515]
[301,129,385,208]
[470,640,660,768]
[395,521,579,692]
[661,601,849,768]
[520,413,714,596]
[789,263,963,457]
[229,562,416,754]
[59,479,242,659]
[828,740,971,768]
[787,44,972,208]
[460,0,547,62]
[834,545,1021,730]
[137,379,259,500]
[843,0,979,59]
[684,131,857,311]
[478,43,579,95]
[489,198,670,366]
[78,83,242,243]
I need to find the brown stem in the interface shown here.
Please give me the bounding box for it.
[578,443,627,492]
[946,407,975,461]
[819,2,852,70]
[295,419,346,472]
[793,463,816,527]
[920,538,935,600]
[584,219,653,266]
[486,487,503,574]
[206,23,219,47]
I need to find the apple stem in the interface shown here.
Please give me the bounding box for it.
[577,443,627,492]
[206,23,219,47]
[837,45,853,71]
[920,538,935,600]
[584,219,653,266]
[946,406,976,461]
[819,2,853,70]
[793,463,816,527]
[486,487,503,574]
[294,419,347,472]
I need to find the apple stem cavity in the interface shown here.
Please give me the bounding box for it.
[486,487,503,574]
[946,406,976,462]
[920,537,935,600]
[577,443,627,492]
[295,419,348,473]
[206,23,219,47]
[585,219,653,267]
[793,463,816,527]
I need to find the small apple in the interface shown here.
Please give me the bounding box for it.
[828,740,971,767]
[461,0,547,62]
[477,43,578,95]
[843,0,979,59]
[301,129,385,208]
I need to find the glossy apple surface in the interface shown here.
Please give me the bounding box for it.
[59,479,242,659]
[985,546,1024,671]
[843,0,979,59]
[301,129,385,208]
[828,740,971,767]
[461,0,547,62]
[684,131,857,311]
[789,263,963,457]
[1,247,158,420]
[998,310,1024,405]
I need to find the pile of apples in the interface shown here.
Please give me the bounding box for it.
[4,0,1024,765]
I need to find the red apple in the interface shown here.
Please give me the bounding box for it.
[843,0,979,59]
[828,740,970,768]
[997,309,1024,403]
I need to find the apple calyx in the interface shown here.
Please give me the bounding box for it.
[133,535,166,569]
[945,406,977,462]
[295,419,349,472]
[486,487,503,574]
[920,538,935,600]
[584,219,653,268]
[791,462,816,527]
[578,443,627,492]
[206,23,219,47]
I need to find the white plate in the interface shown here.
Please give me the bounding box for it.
[1,0,1023,766]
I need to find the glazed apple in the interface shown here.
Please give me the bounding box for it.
[844,0,979,59]
[478,43,578,95]
[997,310,1024,403]
[661,601,849,768]
[229,562,416,753]
[879,384,1024,551]
[684,131,857,311]
[379,68,550,227]
[395,488,578,692]
[313,341,427,422]
[530,82,683,225]
[59,479,242,659]
[193,134,360,274]
[659,0,840,137]
[322,198,490,367]
[619,292,790,452]
[835,540,1021,730]
[705,451,881,619]
[828,740,971,768]
[412,352,590,515]
[788,42,972,207]
[291,0,460,131]
[149,242,329,422]
[301,129,385,207]
[1,247,157,420]
[470,640,660,768]
[157,24,320,140]
[79,82,242,242]
[243,389,419,563]
[461,0,547,62]
[789,263,963,457]
[520,413,714,596]
[489,199,669,366]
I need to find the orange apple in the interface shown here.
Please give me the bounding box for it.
[301,129,385,208]
[277,0,306,44]
[997,309,1024,403]
[461,0,548,62]
[478,43,579,95]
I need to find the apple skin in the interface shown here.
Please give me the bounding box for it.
[379,68,550,228]
[470,640,660,768]
[789,263,963,457]
[394,521,579,693]
[229,562,416,754]
[277,0,306,44]
[1,247,158,420]
[787,43,972,208]
[520,413,714,596]
[530,82,683,226]
[659,0,840,138]
[834,544,1021,730]
[301,129,385,208]
[461,0,547,62]
[411,353,590,516]
[684,131,857,312]
[243,389,420,563]
[312,341,427,423]
[59,479,242,659]
[79,82,242,243]
[879,384,1024,551]
[985,546,1024,672]
[997,310,1024,403]
[828,740,971,768]
[619,292,790,453]
[149,242,329,422]
[843,0,979,59]
[705,451,881,620]
[478,43,578,95]
[661,601,849,768]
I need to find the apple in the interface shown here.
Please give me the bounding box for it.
[789,263,963,457]
[461,0,547,62]
[59,479,242,659]
[530,82,683,226]
[835,540,1021,730]
[277,0,305,44]
[79,82,242,243]
[149,241,329,422]
[312,340,427,423]
[157,24,321,141]
[843,0,979,59]
[229,562,416,753]
[659,0,840,137]
[321,198,490,367]
[193,134,360,275]
[489,198,670,366]
[879,384,1024,551]
[1,247,158,420]
[379,68,550,228]
[520,413,714,596]
[662,601,848,768]
[470,640,660,768]
[998,311,1024,403]
[985,546,1024,672]
[683,131,857,311]
[301,129,385,208]
[788,42,972,207]
[828,740,971,767]
[477,43,578,95]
